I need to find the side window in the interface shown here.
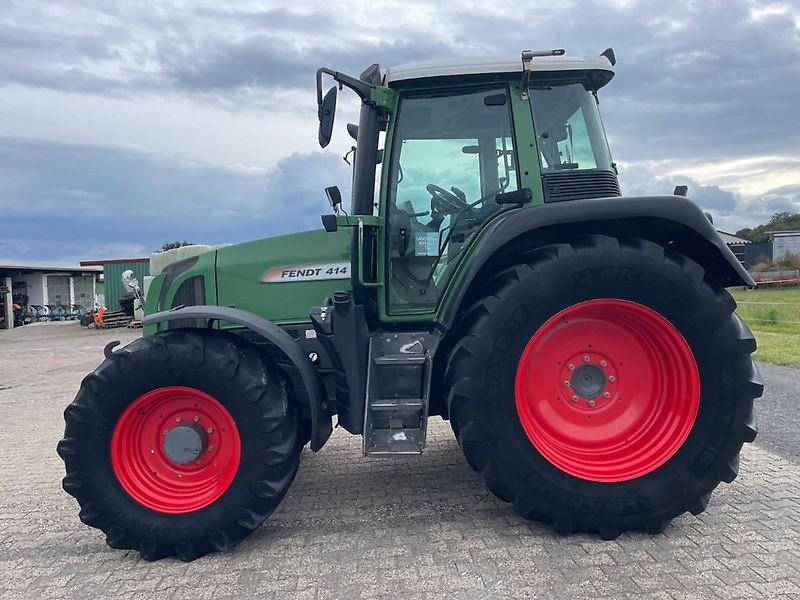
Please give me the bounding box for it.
[531,83,612,172]
[395,139,481,216]
[385,86,519,315]
[554,108,597,170]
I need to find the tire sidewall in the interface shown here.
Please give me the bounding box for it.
[463,242,741,519]
[77,331,299,544]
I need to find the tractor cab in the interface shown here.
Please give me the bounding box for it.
[316,50,620,319]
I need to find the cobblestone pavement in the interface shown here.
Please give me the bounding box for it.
[1,322,799,600]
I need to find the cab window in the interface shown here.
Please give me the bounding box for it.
[385,86,518,314]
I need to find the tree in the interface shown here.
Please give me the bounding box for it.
[157,241,195,252]
[735,212,800,243]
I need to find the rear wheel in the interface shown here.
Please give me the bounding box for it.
[446,235,762,537]
[58,330,301,561]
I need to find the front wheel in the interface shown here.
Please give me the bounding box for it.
[58,330,301,561]
[446,235,762,538]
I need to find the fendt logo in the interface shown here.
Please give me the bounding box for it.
[260,262,350,283]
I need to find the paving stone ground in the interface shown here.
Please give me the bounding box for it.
[1,322,799,599]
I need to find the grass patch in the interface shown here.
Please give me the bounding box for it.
[730,286,800,368]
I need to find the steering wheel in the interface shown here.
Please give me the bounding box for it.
[426,183,470,216]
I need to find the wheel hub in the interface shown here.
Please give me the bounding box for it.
[561,352,619,409]
[163,422,208,465]
[570,363,606,399]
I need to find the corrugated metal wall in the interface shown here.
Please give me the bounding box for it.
[744,242,773,268]
[773,234,800,260]
[103,261,150,310]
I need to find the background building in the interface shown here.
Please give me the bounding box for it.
[770,231,800,261]
[0,264,102,329]
[79,258,150,311]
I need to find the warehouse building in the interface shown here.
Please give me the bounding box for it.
[770,231,800,260]
[0,264,102,329]
[79,257,150,311]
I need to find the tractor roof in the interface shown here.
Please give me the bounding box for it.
[384,52,615,88]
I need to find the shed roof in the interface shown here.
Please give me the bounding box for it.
[716,231,751,245]
[0,264,102,274]
[80,258,150,266]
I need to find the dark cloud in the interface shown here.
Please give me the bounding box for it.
[0,0,798,262]
[0,136,350,262]
[758,184,800,213]
[156,36,453,93]
[620,163,800,232]
[618,163,741,215]
[2,1,796,160]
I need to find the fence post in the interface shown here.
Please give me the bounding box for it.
[1,276,13,330]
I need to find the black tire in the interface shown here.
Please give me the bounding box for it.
[58,329,301,561]
[446,235,762,538]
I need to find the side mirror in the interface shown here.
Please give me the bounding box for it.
[321,214,338,233]
[325,186,342,212]
[318,87,337,148]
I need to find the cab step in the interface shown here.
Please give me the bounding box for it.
[363,333,438,458]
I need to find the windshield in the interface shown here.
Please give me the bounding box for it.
[385,86,519,314]
[530,83,612,172]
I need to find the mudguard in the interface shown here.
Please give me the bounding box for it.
[142,305,332,451]
[441,195,753,329]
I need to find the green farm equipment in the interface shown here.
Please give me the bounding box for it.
[58,49,762,561]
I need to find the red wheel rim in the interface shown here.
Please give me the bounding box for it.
[514,299,699,482]
[111,386,241,513]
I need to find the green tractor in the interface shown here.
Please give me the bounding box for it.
[59,48,762,561]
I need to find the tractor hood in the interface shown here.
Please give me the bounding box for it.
[215,228,352,325]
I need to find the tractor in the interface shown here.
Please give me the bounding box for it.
[58,48,763,561]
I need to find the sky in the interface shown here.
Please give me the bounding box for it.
[0,0,798,265]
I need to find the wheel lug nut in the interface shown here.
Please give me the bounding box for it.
[603,392,611,399]
[567,364,575,371]
[608,375,616,383]
[175,416,182,423]
[583,355,591,363]
[588,399,596,407]
[563,380,571,387]
[207,445,215,452]
[571,395,579,402]
[207,427,214,434]
[600,360,607,367]
[194,416,200,422]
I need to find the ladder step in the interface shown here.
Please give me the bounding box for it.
[370,398,425,411]
[366,428,424,456]
[373,354,426,365]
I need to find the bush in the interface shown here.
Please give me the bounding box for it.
[157,241,195,252]
[748,252,800,272]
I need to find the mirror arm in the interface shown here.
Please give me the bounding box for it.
[317,67,375,117]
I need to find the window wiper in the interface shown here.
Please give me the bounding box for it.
[419,189,501,295]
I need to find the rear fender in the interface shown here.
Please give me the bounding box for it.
[142,305,332,451]
[440,195,753,330]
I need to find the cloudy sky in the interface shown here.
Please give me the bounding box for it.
[1,0,798,265]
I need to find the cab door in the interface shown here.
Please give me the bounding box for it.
[378,85,521,318]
